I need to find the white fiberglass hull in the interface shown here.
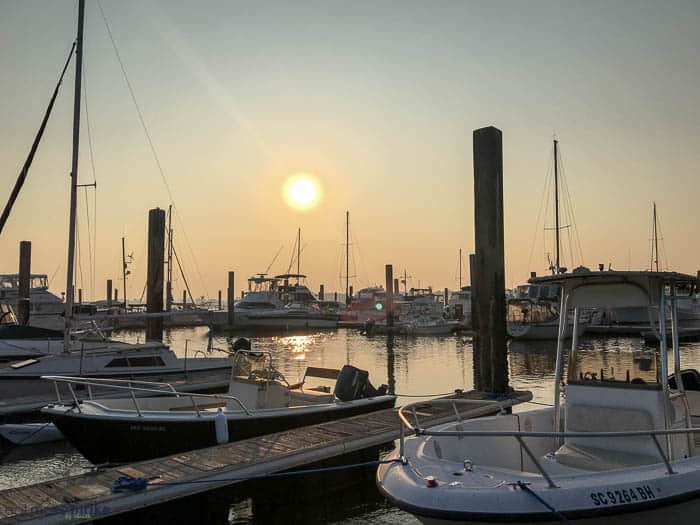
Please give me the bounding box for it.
[507,320,586,340]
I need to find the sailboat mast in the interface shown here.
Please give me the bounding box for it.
[121,237,128,309]
[653,202,659,272]
[296,227,301,282]
[459,248,462,289]
[345,210,350,304]
[63,0,85,350]
[553,139,560,274]
[166,205,173,311]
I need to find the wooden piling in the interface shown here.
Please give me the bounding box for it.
[218,290,222,311]
[349,285,353,302]
[227,271,235,328]
[472,126,508,393]
[18,241,31,325]
[319,284,325,301]
[78,288,82,304]
[444,287,449,305]
[114,289,118,303]
[146,208,166,342]
[107,279,113,307]
[393,279,399,298]
[385,265,394,327]
[182,290,187,308]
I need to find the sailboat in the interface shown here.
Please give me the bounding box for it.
[508,140,586,340]
[0,1,231,413]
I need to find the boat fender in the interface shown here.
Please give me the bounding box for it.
[214,408,229,444]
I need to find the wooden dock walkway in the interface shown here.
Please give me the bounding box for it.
[0,391,530,525]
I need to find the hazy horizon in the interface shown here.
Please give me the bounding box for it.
[1,0,699,301]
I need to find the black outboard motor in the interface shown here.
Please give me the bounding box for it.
[231,337,251,351]
[334,365,388,400]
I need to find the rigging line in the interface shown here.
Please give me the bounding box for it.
[558,154,584,266]
[172,238,197,306]
[96,0,209,298]
[0,41,76,236]
[527,153,552,273]
[82,62,98,299]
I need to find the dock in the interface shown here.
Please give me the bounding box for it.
[0,390,530,524]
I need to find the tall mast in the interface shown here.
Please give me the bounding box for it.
[553,139,560,275]
[63,0,85,351]
[166,204,173,311]
[345,210,350,304]
[296,227,301,282]
[459,248,462,289]
[121,237,128,309]
[653,202,659,272]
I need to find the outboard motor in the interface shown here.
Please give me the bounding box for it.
[231,337,251,351]
[334,365,389,400]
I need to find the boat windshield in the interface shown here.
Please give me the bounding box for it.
[568,344,661,388]
[0,304,17,325]
[232,351,272,380]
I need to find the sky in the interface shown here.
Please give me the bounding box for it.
[1,0,699,302]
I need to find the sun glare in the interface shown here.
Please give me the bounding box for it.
[284,173,321,211]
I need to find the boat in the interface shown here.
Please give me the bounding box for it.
[445,286,472,329]
[0,343,232,400]
[378,270,700,524]
[340,286,387,325]
[0,423,64,446]
[43,347,396,464]
[365,294,460,336]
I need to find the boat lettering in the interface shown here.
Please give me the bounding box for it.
[590,486,655,506]
[129,424,166,432]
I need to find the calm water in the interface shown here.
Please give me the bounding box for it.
[2,327,700,523]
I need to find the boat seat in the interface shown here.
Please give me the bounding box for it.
[554,443,660,471]
[288,389,334,405]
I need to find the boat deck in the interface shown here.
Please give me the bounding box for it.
[0,390,530,524]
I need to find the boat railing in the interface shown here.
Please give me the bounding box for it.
[397,398,700,488]
[41,375,251,416]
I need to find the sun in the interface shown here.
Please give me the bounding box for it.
[283,173,321,211]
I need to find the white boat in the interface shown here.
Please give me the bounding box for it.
[446,286,472,329]
[507,283,586,340]
[378,270,700,524]
[43,349,395,464]
[365,296,459,336]
[0,423,64,445]
[0,343,232,401]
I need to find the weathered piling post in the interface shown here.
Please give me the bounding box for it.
[334,292,338,302]
[469,253,481,390]
[146,208,165,342]
[107,279,113,307]
[349,285,354,302]
[114,289,118,303]
[218,290,222,310]
[78,288,82,304]
[385,265,394,327]
[319,284,325,301]
[393,279,399,298]
[472,126,508,393]
[182,290,187,308]
[444,287,449,305]
[227,271,235,328]
[18,241,31,325]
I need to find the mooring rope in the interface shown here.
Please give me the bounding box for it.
[517,481,571,525]
[112,458,401,493]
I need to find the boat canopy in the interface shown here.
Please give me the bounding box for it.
[530,271,698,309]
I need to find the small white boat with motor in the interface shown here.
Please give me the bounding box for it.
[43,345,395,464]
[378,270,700,524]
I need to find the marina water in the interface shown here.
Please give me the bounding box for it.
[2,328,699,524]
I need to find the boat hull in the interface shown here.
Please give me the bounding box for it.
[49,396,396,464]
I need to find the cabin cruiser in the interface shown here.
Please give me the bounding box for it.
[378,271,700,524]
[0,342,232,401]
[0,274,66,329]
[43,346,395,463]
[507,283,586,340]
[341,286,387,324]
[365,296,460,336]
[445,286,472,329]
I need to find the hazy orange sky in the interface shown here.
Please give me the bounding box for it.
[1,1,698,302]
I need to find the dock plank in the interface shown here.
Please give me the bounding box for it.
[0,390,530,525]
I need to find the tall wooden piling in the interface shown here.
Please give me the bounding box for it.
[349,285,353,301]
[319,284,325,301]
[107,280,113,306]
[393,279,399,298]
[218,290,222,310]
[146,208,165,342]
[227,272,235,328]
[444,287,449,305]
[472,126,508,393]
[385,265,394,327]
[78,288,82,304]
[182,290,187,308]
[18,241,31,325]
[114,289,118,303]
